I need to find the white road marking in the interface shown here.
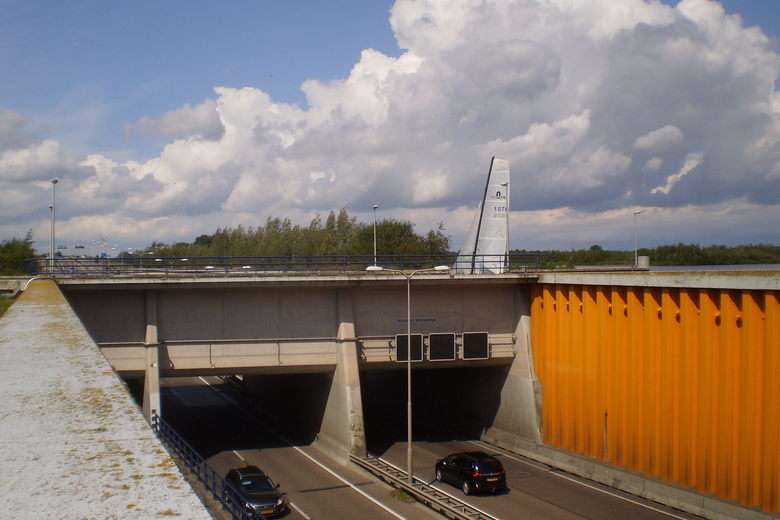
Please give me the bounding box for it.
[197,376,407,520]
[467,440,690,520]
[377,456,500,520]
[289,501,311,520]
[232,450,245,462]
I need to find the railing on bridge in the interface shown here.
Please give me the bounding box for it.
[27,253,542,276]
[151,413,265,520]
[351,455,499,520]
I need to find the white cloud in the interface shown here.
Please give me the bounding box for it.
[2,0,780,249]
[651,153,704,195]
[0,140,70,182]
[127,99,223,141]
[633,125,684,151]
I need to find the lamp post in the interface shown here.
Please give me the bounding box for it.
[372,204,379,267]
[633,210,642,268]
[365,263,449,483]
[49,178,59,273]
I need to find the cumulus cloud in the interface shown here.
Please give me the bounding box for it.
[0,140,67,182]
[633,125,684,151]
[3,0,780,249]
[127,99,224,141]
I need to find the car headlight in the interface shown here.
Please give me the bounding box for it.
[276,497,284,506]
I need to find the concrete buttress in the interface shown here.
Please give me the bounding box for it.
[316,289,367,462]
[143,290,161,421]
[483,286,542,449]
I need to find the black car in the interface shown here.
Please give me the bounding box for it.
[225,466,288,518]
[434,451,507,495]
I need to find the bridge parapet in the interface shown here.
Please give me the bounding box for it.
[0,279,211,518]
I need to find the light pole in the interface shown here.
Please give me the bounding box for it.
[372,204,379,267]
[49,178,59,273]
[366,263,449,483]
[633,210,642,268]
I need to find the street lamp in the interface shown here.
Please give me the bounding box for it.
[633,210,642,268]
[365,263,450,483]
[372,204,379,267]
[49,178,59,273]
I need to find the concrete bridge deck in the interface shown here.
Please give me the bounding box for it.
[0,279,210,519]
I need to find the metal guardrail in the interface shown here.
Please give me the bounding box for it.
[351,455,499,520]
[27,253,542,276]
[150,413,265,520]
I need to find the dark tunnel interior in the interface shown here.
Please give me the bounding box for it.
[361,365,509,456]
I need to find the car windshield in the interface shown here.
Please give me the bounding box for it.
[239,476,275,493]
[476,460,503,473]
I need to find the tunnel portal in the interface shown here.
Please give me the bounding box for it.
[361,366,509,456]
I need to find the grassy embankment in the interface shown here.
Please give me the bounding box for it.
[0,297,14,319]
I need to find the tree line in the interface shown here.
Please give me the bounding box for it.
[1,215,778,275]
[142,209,450,258]
[514,243,780,268]
[0,232,35,275]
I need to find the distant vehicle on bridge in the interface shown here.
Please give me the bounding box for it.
[434,451,507,495]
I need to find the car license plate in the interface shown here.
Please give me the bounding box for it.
[487,477,498,482]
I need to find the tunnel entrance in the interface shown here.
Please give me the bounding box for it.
[241,372,333,446]
[361,366,509,456]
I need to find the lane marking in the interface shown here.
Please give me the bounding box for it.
[376,456,499,520]
[467,441,690,520]
[232,450,245,462]
[197,376,407,520]
[287,441,406,519]
[289,501,311,520]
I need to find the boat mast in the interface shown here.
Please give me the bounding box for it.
[471,156,495,274]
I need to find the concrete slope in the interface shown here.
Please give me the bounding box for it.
[0,279,211,519]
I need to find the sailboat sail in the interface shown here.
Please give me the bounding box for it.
[455,157,510,273]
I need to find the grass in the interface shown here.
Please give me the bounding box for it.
[390,488,415,503]
[0,297,14,319]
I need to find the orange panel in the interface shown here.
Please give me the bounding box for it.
[531,284,780,513]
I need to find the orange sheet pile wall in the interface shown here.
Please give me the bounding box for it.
[530,284,779,513]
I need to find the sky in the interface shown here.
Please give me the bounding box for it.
[2,0,780,254]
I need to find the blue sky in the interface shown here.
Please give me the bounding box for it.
[2,0,780,251]
[0,1,400,157]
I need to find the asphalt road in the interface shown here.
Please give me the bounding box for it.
[161,377,440,520]
[378,440,700,520]
[160,376,700,520]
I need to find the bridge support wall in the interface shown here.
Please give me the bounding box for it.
[482,287,542,448]
[316,290,367,461]
[142,291,161,421]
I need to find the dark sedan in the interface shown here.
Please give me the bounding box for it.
[226,466,288,518]
[434,451,507,495]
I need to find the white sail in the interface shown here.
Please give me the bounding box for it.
[455,157,510,273]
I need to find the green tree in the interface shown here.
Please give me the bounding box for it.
[0,231,35,275]
[139,209,451,258]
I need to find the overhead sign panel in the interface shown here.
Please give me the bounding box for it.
[463,332,489,360]
[428,333,456,361]
[395,334,423,362]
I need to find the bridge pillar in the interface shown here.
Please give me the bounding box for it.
[142,291,161,422]
[483,287,542,448]
[316,289,366,462]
